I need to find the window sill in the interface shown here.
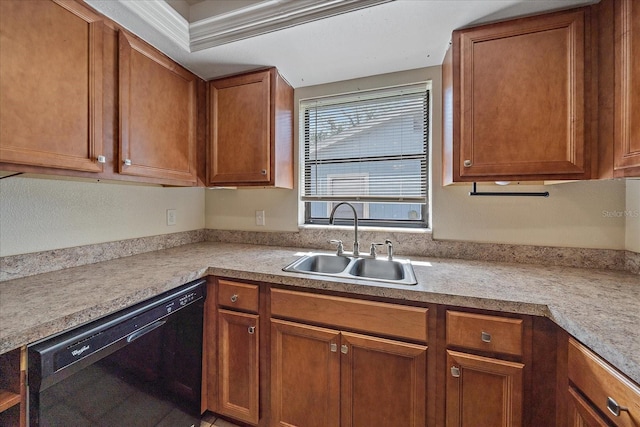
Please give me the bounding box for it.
[298,224,432,235]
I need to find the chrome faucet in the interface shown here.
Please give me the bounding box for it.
[329,202,359,257]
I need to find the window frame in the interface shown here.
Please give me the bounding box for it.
[300,82,431,229]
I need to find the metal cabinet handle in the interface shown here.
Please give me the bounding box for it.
[97,155,106,164]
[248,326,255,334]
[607,396,627,417]
[123,159,132,166]
[451,366,460,378]
[341,344,348,354]
[330,343,337,353]
[463,160,472,167]
[230,294,238,303]
[481,331,492,343]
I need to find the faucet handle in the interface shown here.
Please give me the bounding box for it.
[384,239,393,260]
[369,242,385,258]
[329,239,344,256]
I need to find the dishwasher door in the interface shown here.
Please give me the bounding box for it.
[28,279,206,427]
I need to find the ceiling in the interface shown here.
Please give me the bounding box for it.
[85,0,597,88]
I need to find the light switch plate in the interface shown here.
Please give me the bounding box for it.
[255,210,265,226]
[167,209,177,226]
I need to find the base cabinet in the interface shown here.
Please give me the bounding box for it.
[567,387,610,427]
[217,309,259,425]
[204,279,262,425]
[270,319,427,427]
[341,332,427,427]
[566,337,640,427]
[446,350,524,427]
[270,319,340,427]
[0,347,25,427]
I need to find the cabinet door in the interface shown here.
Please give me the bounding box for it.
[0,0,104,173]
[446,350,524,427]
[209,70,271,185]
[614,0,640,175]
[340,332,427,427]
[119,31,197,185]
[217,309,259,424]
[567,387,611,427]
[270,319,340,427]
[453,9,591,181]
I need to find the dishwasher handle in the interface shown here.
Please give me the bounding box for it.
[127,320,166,343]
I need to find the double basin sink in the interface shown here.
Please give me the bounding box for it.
[283,253,417,285]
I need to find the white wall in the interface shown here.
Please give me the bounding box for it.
[627,180,640,252]
[0,176,205,257]
[205,66,630,251]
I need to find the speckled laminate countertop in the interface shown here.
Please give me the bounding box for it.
[1,242,639,384]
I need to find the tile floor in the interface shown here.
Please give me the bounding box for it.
[200,412,241,427]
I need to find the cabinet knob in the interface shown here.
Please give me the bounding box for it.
[451,366,460,378]
[230,294,238,303]
[97,155,106,164]
[330,343,338,353]
[123,159,132,166]
[607,396,627,417]
[248,326,255,334]
[481,331,492,343]
[260,169,267,175]
[463,160,472,167]
[341,344,348,354]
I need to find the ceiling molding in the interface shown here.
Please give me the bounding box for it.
[189,0,395,51]
[113,0,394,53]
[118,0,190,50]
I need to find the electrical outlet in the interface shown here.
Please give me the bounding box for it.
[167,209,177,226]
[255,210,265,226]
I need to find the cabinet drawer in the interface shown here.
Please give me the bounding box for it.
[568,338,640,427]
[270,288,428,343]
[218,280,259,313]
[446,311,523,356]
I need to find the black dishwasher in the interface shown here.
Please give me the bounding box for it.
[28,279,206,427]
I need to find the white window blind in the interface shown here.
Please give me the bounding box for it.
[301,83,429,205]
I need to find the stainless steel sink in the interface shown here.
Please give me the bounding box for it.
[288,253,351,274]
[283,253,417,285]
[349,258,408,281]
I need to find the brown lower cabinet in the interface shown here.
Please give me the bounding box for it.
[204,278,263,425]
[563,336,640,427]
[567,387,610,427]
[218,309,260,424]
[202,279,640,427]
[446,350,524,426]
[0,347,26,427]
[270,319,427,427]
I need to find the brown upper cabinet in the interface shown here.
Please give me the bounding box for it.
[613,0,640,176]
[118,31,199,186]
[598,0,640,178]
[443,7,594,183]
[208,68,294,188]
[0,0,104,173]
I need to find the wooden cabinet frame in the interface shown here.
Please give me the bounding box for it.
[443,7,595,183]
[118,31,198,185]
[0,0,104,173]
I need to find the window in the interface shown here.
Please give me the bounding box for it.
[301,83,429,228]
